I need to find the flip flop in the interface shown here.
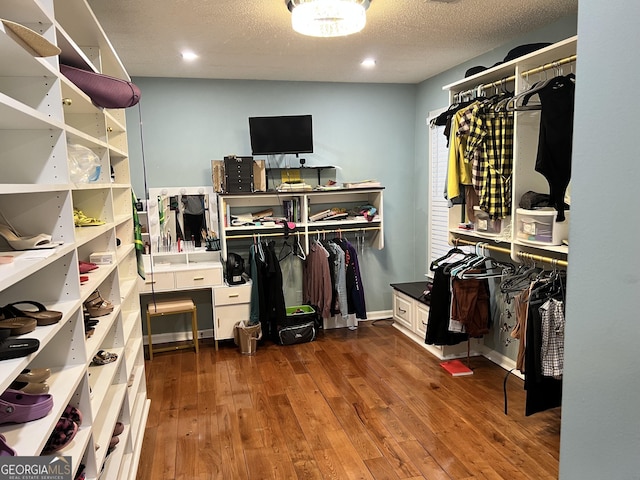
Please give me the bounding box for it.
[0,330,39,361]
[92,350,118,366]
[4,301,63,326]
[0,317,37,335]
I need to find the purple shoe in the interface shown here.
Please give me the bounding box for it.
[0,389,53,424]
[0,434,16,456]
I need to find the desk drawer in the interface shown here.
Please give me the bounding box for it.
[393,292,413,330]
[214,284,251,306]
[139,272,174,292]
[175,268,222,289]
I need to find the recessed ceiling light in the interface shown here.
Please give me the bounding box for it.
[181,51,198,61]
[361,58,376,68]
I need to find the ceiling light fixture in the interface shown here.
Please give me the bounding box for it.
[361,58,376,68]
[287,0,371,38]
[181,51,198,61]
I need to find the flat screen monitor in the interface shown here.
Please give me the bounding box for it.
[249,115,313,155]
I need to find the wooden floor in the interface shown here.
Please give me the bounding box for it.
[136,321,560,480]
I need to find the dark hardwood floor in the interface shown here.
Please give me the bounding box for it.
[136,321,560,480]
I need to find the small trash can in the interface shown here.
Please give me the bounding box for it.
[234,321,262,355]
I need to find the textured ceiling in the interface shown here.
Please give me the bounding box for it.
[87,0,578,84]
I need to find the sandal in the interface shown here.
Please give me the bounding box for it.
[0,317,37,335]
[73,209,105,227]
[0,224,62,251]
[0,329,39,361]
[92,350,117,365]
[42,417,78,454]
[0,389,53,425]
[83,291,113,317]
[62,404,83,425]
[4,301,62,326]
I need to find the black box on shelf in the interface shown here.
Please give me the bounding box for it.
[224,155,254,193]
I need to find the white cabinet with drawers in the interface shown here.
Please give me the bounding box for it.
[391,283,471,360]
[213,282,252,349]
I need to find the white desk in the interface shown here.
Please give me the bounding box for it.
[138,250,250,348]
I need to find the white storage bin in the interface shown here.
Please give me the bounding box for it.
[516,208,569,246]
[473,206,510,236]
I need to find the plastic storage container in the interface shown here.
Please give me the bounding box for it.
[473,206,510,236]
[516,208,569,246]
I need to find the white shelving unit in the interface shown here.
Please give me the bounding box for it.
[218,188,384,259]
[0,1,148,479]
[442,36,577,264]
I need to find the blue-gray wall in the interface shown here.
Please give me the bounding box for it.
[126,80,417,312]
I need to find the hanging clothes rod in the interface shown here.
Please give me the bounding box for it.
[453,238,568,268]
[227,226,381,240]
[520,54,577,78]
[453,54,577,101]
[517,251,568,268]
[454,238,511,255]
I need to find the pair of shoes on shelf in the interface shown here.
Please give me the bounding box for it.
[84,291,113,318]
[73,209,105,227]
[0,389,53,425]
[0,224,62,251]
[84,308,99,339]
[2,301,62,327]
[10,367,51,394]
[108,421,124,451]
[41,404,83,455]
[0,316,37,336]
[0,300,62,338]
[0,329,39,361]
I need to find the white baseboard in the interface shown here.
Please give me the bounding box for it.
[323,309,393,329]
[392,323,523,379]
[144,310,394,345]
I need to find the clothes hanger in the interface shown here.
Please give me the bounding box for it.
[278,237,293,261]
[429,245,466,271]
[294,231,306,260]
